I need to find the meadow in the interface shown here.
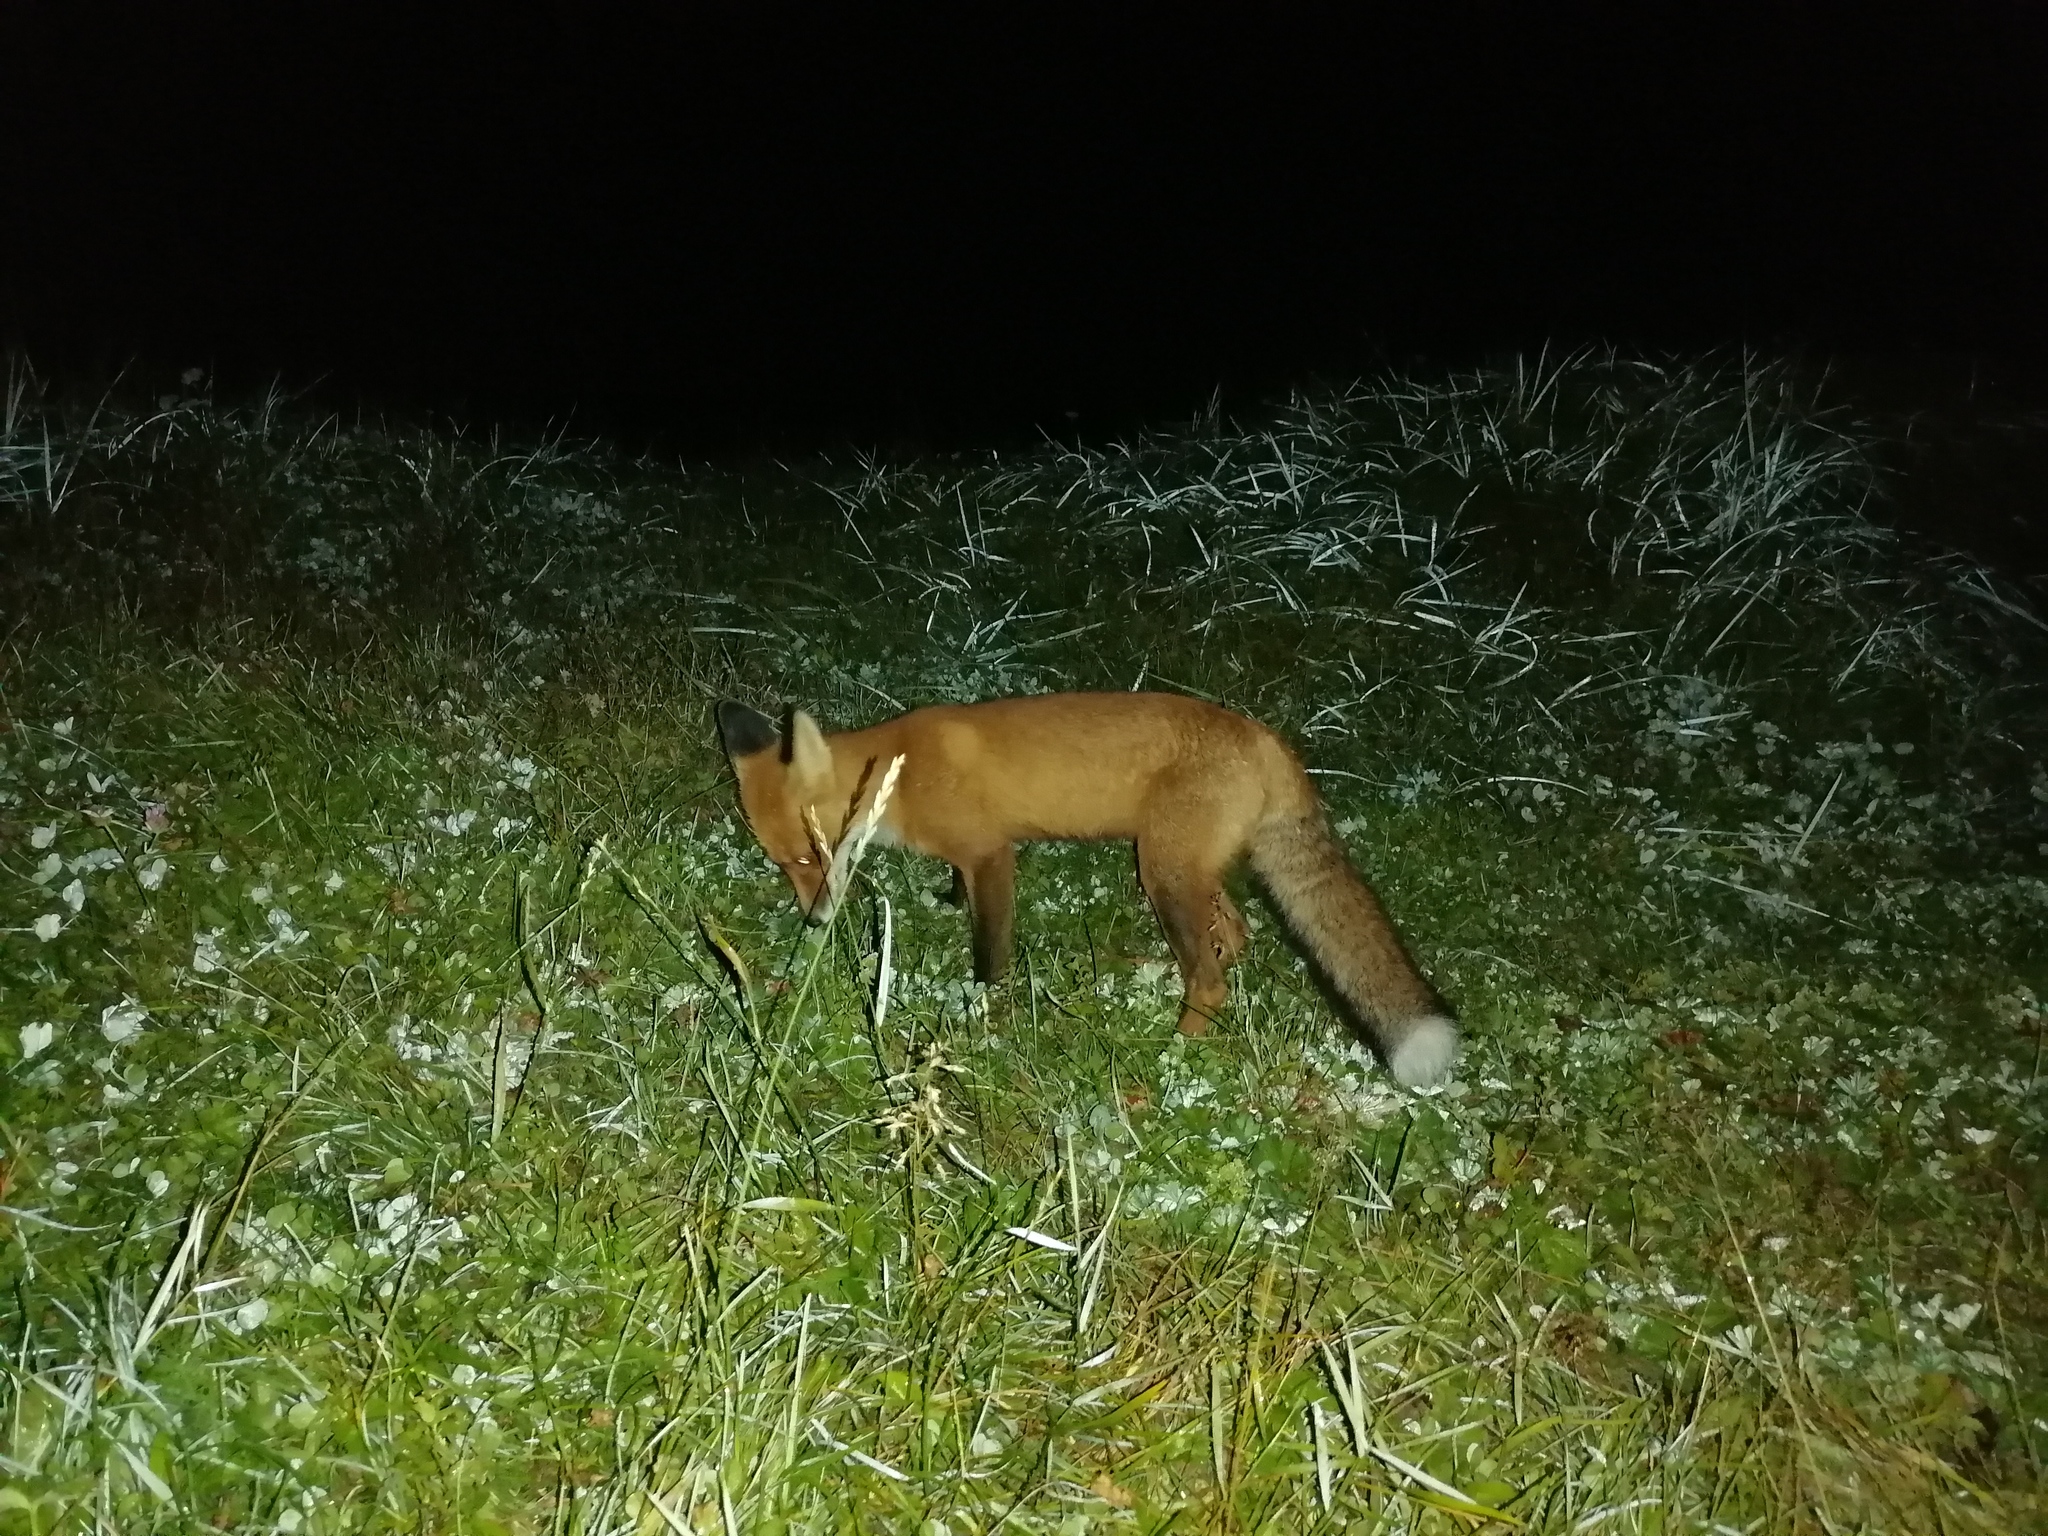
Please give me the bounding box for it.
[2,352,2044,1533]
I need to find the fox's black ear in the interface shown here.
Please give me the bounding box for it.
[716,701,781,760]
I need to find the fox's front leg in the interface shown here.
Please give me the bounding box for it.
[961,846,1017,982]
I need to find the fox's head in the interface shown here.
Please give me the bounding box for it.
[716,701,838,921]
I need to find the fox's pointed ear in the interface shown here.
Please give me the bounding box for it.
[716,701,781,761]
[785,709,832,785]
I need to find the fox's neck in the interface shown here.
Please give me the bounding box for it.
[819,724,910,848]
[815,730,897,844]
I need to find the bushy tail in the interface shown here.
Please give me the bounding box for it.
[1249,812,1457,1087]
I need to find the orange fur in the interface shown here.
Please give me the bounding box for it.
[716,692,1457,1085]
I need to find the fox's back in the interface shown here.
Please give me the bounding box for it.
[851,692,1304,846]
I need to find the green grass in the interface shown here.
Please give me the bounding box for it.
[2,350,2045,1532]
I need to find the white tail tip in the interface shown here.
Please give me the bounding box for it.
[1387,1014,1459,1088]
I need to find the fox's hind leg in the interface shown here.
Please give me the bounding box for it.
[1137,845,1233,1035]
[962,845,1017,983]
[1210,889,1249,964]
[1138,776,1262,1035]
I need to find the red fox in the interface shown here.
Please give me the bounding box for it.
[716,693,1457,1087]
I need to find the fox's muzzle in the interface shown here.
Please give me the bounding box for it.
[792,874,837,926]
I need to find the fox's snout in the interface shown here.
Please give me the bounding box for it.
[782,864,833,924]
[798,887,843,926]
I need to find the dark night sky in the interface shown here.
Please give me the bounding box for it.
[4,5,2046,453]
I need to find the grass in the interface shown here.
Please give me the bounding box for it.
[2,348,2045,1533]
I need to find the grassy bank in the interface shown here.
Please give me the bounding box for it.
[2,352,2045,1532]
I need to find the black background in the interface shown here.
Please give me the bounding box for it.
[4,5,2046,456]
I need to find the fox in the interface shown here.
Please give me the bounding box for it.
[715,692,1457,1087]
